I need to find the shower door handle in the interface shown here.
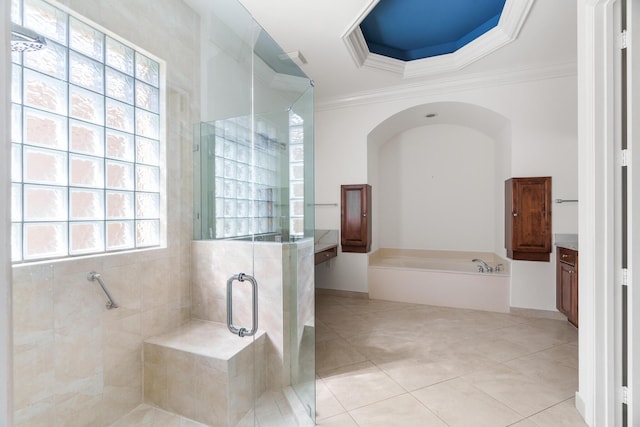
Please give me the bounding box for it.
[226,273,258,337]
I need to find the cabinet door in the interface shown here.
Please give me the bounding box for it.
[341,184,371,253]
[505,177,552,261]
[558,262,574,316]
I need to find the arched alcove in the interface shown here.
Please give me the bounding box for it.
[367,102,511,255]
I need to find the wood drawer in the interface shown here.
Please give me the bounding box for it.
[315,246,337,265]
[557,247,577,266]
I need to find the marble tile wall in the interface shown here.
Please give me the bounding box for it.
[12,0,200,425]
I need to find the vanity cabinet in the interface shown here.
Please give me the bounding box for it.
[505,177,552,261]
[556,247,578,327]
[341,184,371,253]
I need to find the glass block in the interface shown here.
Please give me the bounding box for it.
[106,129,134,161]
[70,154,104,188]
[70,85,104,125]
[223,139,236,159]
[70,16,104,61]
[70,120,104,156]
[290,163,304,181]
[135,80,159,113]
[70,189,104,220]
[106,98,134,133]
[214,157,223,178]
[290,218,304,236]
[291,199,304,216]
[223,180,236,198]
[135,108,159,139]
[11,0,22,24]
[23,222,67,260]
[290,127,303,144]
[11,223,22,262]
[106,221,134,250]
[23,68,67,115]
[70,222,104,255]
[135,52,159,87]
[23,146,67,185]
[136,192,159,219]
[290,144,304,162]
[24,0,67,46]
[106,160,134,190]
[23,185,67,221]
[11,183,22,222]
[224,199,237,217]
[12,64,22,103]
[224,159,236,179]
[23,40,67,79]
[237,182,249,200]
[135,165,159,192]
[238,218,249,236]
[215,177,223,198]
[106,37,134,76]
[11,143,22,182]
[215,198,224,217]
[23,107,67,149]
[106,191,134,219]
[291,182,304,199]
[236,163,249,182]
[106,67,134,104]
[224,219,236,237]
[135,137,159,166]
[70,51,104,94]
[12,50,22,66]
[136,220,159,247]
[215,218,224,238]
[11,104,22,143]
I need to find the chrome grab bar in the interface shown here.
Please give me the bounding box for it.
[87,271,118,309]
[226,273,258,337]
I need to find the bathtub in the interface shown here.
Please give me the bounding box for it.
[368,248,511,313]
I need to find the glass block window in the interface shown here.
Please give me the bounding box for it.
[289,112,305,237]
[11,0,163,262]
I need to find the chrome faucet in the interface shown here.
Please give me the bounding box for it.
[472,258,493,273]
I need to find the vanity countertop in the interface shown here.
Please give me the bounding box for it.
[554,233,578,251]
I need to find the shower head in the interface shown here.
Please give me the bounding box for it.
[11,23,46,52]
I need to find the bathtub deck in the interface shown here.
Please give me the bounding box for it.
[368,249,510,313]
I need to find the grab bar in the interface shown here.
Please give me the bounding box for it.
[87,271,119,309]
[226,273,258,337]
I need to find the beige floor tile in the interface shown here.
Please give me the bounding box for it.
[462,363,570,417]
[412,377,523,427]
[316,336,367,373]
[527,398,589,427]
[320,361,405,410]
[349,394,447,427]
[504,351,578,397]
[509,419,539,427]
[315,412,359,426]
[316,377,346,421]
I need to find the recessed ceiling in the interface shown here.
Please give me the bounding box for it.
[360,0,506,61]
[343,0,535,79]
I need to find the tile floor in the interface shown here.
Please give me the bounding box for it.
[315,293,587,427]
[112,293,588,426]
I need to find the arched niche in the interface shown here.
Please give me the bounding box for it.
[366,102,512,255]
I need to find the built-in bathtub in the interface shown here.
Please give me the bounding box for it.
[368,248,511,313]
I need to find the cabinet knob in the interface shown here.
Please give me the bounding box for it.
[562,254,568,258]
[513,212,518,217]
[363,213,367,217]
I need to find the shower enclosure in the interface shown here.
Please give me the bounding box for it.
[192,0,315,424]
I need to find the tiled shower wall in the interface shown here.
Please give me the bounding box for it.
[11,0,200,425]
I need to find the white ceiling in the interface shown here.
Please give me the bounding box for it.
[237,0,577,105]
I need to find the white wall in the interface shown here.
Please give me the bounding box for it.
[315,71,578,311]
[378,124,495,251]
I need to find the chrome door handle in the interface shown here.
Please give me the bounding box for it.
[226,273,258,337]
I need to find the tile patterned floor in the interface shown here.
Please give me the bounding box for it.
[112,294,588,426]
[315,293,588,427]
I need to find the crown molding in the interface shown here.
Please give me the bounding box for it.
[315,62,577,112]
[342,0,535,79]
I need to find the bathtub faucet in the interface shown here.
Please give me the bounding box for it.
[472,258,493,273]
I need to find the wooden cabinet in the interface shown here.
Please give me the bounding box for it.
[556,247,578,327]
[505,177,552,261]
[341,184,371,253]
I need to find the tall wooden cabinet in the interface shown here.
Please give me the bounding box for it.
[505,177,552,261]
[341,184,371,253]
[556,247,578,327]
